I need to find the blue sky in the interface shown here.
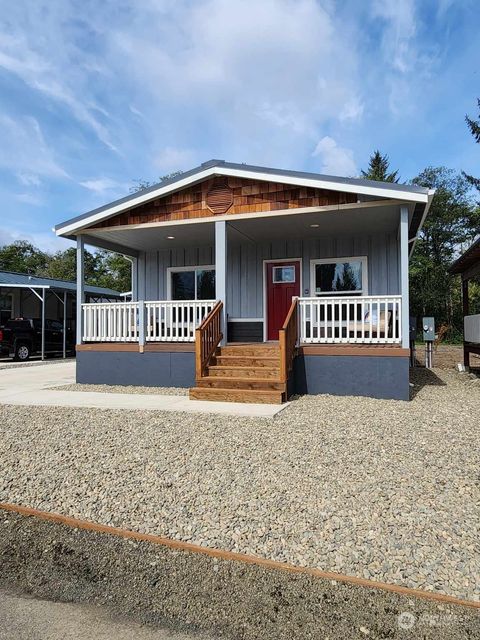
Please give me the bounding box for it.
[0,0,478,251]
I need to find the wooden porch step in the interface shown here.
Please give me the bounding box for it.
[196,377,285,391]
[189,387,284,404]
[214,355,279,367]
[208,365,280,379]
[220,345,280,357]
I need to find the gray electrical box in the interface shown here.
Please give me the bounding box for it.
[422,316,435,341]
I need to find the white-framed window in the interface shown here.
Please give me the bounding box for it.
[310,256,368,296]
[167,265,216,301]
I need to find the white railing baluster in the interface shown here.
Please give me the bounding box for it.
[296,295,402,346]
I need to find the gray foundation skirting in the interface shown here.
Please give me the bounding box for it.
[76,351,195,388]
[294,355,410,400]
[77,350,409,399]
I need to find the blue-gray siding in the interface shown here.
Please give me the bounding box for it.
[137,231,400,319]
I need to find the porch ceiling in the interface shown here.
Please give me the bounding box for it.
[82,202,403,252]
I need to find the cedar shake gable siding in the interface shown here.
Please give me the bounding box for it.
[91,177,358,229]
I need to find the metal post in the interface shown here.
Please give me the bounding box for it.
[399,206,410,349]
[76,236,85,345]
[63,290,67,358]
[41,289,45,361]
[215,220,227,345]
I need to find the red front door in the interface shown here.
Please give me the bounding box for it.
[266,261,301,341]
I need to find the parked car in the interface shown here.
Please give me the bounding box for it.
[0,318,75,361]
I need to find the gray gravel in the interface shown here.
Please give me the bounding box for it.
[0,367,479,602]
[2,512,479,640]
[0,357,76,371]
[51,383,188,396]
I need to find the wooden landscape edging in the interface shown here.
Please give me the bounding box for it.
[1,501,478,611]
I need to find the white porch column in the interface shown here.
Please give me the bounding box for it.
[400,206,410,349]
[215,220,227,345]
[76,235,85,345]
[131,256,138,301]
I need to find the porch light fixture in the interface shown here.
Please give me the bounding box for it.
[166,235,175,239]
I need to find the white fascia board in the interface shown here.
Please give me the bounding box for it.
[56,166,429,237]
[409,189,436,257]
[56,167,219,237]
[218,166,429,204]
[0,283,50,289]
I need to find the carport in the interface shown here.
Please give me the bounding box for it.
[0,271,121,360]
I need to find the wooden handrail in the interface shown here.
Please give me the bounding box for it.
[279,297,298,383]
[195,300,223,379]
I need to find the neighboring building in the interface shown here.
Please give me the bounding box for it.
[0,270,121,356]
[55,160,434,402]
[449,237,480,369]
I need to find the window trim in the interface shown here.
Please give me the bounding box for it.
[167,265,216,301]
[310,256,368,296]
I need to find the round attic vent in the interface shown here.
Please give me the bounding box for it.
[206,181,233,214]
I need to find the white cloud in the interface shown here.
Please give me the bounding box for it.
[371,0,417,74]
[80,177,125,194]
[312,136,357,176]
[0,226,72,252]
[0,115,68,182]
[17,173,41,187]
[154,147,198,173]
[0,15,117,151]
[15,193,43,206]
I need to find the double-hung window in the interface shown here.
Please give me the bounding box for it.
[310,257,368,296]
[168,266,216,300]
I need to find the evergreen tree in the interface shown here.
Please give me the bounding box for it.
[463,98,480,191]
[361,150,399,183]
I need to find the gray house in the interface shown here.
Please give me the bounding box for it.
[55,160,434,402]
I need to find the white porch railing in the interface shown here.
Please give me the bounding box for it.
[299,295,402,344]
[145,300,215,342]
[83,302,139,342]
[464,314,480,344]
[82,300,216,343]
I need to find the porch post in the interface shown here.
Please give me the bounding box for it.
[76,235,85,345]
[131,256,138,301]
[400,206,410,349]
[215,220,227,345]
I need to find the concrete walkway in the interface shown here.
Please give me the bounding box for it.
[0,361,286,418]
[0,589,213,640]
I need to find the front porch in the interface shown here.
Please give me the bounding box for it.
[77,294,408,402]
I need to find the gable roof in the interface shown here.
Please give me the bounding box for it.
[55,159,434,238]
[449,237,480,276]
[0,270,121,297]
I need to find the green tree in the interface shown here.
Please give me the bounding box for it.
[130,171,183,194]
[361,150,399,183]
[409,167,480,336]
[464,98,480,191]
[41,247,101,284]
[94,250,132,292]
[0,240,49,274]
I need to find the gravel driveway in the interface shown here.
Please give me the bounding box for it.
[1,368,479,602]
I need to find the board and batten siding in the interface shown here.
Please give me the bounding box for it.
[137,232,399,318]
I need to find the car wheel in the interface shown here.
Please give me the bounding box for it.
[14,343,30,361]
